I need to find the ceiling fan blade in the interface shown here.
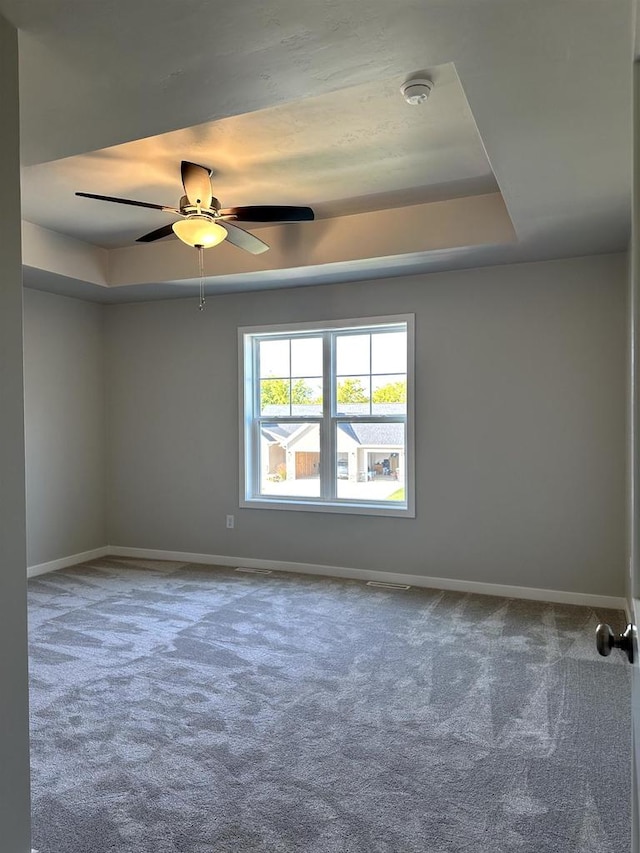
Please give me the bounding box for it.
[219,221,269,254]
[135,223,177,244]
[75,192,179,213]
[181,161,213,209]
[219,205,314,222]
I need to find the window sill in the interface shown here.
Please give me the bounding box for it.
[240,496,415,518]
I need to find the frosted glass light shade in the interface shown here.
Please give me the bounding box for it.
[172,217,227,248]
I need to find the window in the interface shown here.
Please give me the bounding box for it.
[239,315,414,517]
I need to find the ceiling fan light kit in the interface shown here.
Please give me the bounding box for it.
[172,216,227,248]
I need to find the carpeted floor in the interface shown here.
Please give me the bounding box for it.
[28,557,630,853]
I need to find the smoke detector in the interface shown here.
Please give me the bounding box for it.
[401,77,433,105]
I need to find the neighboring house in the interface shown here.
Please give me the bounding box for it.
[260,423,297,480]
[336,422,404,482]
[260,418,404,483]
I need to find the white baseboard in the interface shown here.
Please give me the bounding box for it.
[28,543,625,610]
[107,545,626,611]
[27,546,110,578]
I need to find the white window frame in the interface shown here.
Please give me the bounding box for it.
[238,314,415,518]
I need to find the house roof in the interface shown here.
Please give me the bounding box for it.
[262,406,322,418]
[338,422,404,447]
[261,403,404,418]
[262,420,403,448]
[261,423,300,443]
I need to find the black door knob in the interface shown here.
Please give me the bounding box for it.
[595,623,635,664]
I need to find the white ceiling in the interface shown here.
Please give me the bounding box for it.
[0,0,633,301]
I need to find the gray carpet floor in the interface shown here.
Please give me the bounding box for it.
[28,557,630,853]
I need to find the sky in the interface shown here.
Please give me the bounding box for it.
[259,329,407,380]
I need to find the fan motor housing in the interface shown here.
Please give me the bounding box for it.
[181,194,220,214]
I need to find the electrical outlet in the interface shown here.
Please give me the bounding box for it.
[226,514,235,529]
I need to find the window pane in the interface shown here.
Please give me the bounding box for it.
[291,337,323,378]
[336,334,370,375]
[371,330,407,374]
[335,375,371,416]
[371,374,407,415]
[336,421,405,503]
[245,317,411,515]
[261,379,290,416]
[260,339,290,378]
[291,378,323,415]
[259,422,321,498]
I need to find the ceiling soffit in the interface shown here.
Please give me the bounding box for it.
[3,0,632,301]
[21,63,518,292]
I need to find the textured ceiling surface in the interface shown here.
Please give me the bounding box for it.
[0,0,633,300]
[22,64,497,248]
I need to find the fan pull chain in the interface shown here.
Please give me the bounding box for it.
[198,245,206,311]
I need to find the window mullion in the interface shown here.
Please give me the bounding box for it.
[251,339,262,498]
[369,332,373,417]
[320,330,333,501]
[251,418,261,498]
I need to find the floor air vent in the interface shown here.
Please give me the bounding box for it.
[235,567,273,575]
[366,581,411,590]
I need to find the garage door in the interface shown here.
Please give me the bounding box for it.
[295,452,320,479]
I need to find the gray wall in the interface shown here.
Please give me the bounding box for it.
[629,50,639,853]
[24,288,106,566]
[105,253,627,597]
[0,13,32,853]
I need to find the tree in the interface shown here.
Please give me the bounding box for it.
[337,377,369,403]
[372,380,406,403]
[292,379,316,405]
[261,378,321,408]
[261,378,289,407]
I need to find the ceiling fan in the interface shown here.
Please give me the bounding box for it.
[75,160,314,254]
